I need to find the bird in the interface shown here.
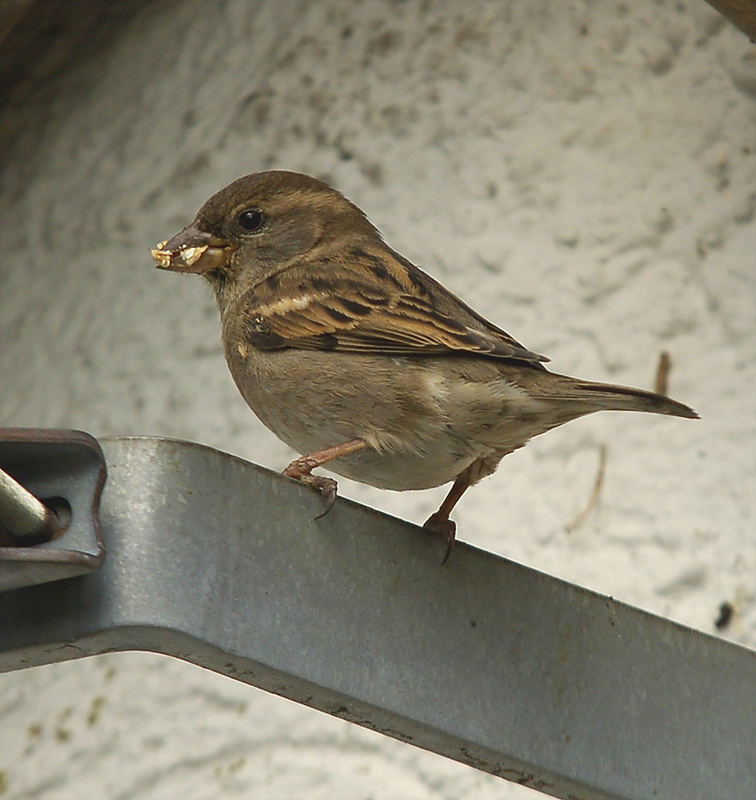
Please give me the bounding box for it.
[152,170,698,563]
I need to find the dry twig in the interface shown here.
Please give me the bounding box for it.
[566,443,608,533]
[655,350,672,396]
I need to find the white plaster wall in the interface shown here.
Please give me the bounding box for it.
[0,1,754,797]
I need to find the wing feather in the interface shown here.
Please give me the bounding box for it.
[242,254,547,363]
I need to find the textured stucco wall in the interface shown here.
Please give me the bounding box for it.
[1,1,754,798]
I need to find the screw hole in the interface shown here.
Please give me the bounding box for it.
[42,496,72,540]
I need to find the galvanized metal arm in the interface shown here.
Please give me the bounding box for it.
[0,434,753,800]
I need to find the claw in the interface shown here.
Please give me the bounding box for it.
[283,460,339,520]
[312,477,338,520]
[282,439,366,522]
[422,512,457,565]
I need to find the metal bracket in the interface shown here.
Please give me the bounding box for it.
[0,436,753,799]
[0,429,106,591]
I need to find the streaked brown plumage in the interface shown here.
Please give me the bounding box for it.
[153,170,698,562]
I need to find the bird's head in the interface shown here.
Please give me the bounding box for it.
[152,170,378,297]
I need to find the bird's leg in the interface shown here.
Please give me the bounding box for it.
[283,438,367,519]
[423,470,472,564]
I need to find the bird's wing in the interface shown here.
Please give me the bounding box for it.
[240,255,546,363]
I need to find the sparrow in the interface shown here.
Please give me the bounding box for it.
[152,170,698,562]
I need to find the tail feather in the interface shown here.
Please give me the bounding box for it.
[572,380,699,419]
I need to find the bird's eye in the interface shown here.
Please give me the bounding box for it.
[237,209,266,232]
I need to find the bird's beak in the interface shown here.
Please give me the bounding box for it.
[151,223,229,274]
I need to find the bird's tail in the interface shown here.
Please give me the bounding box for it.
[556,376,699,419]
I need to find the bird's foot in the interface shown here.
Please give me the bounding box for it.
[283,457,338,519]
[422,511,457,565]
